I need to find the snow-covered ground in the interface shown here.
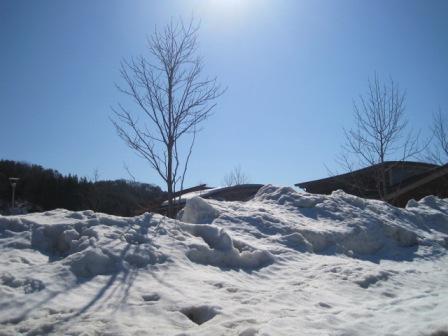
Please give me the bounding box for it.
[1,185,447,336]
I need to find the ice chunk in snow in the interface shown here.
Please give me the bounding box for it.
[181,197,219,224]
[355,270,394,288]
[57,229,80,253]
[186,244,274,270]
[66,247,115,278]
[182,224,233,251]
[181,223,274,270]
[1,273,45,294]
[278,232,313,252]
[383,224,418,247]
[0,217,29,232]
[123,246,167,268]
[31,224,75,254]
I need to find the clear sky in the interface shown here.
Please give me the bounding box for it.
[1,0,447,189]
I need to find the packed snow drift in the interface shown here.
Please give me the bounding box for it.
[1,185,448,335]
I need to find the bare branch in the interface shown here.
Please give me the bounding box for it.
[223,165,250,187]
[426,109,448,164]
[123,162,136,182]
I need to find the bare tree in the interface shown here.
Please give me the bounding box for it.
[112,19,223,217]
[123,162,137,182]
[341,74,423,199]
[92,169,100,183]
[223,165,249,187]
[427,109,448,164]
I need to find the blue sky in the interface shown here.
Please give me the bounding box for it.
[1,0,447,189]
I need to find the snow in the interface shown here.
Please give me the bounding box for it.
[161,187,219,206]
[1,185,448,335]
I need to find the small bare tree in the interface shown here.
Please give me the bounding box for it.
[427,109,448,164]
[223,165,249,187]
[112,19,223,217]
[341,74,423,199]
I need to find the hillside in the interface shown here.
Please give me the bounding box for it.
[0,160,165,216]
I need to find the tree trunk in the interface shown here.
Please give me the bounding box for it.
[166,141,174,218]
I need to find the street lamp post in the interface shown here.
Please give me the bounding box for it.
[9,177,20,209]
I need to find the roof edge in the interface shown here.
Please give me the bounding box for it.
[295,161,440,188]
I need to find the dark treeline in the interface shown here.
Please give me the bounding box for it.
[0,160,165,216]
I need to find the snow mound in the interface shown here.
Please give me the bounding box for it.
[407,195,448,235]
[210,185,441,259]
[1,186,448,335]
[1,210,170,280]
[254,184,325,208]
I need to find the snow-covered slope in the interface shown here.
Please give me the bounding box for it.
[1,185,447,335]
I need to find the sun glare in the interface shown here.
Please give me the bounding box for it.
[204,0,249,11]
[198,0,257,27]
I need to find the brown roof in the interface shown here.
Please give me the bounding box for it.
[296,161,438,189]
[295,161,440,201]
[385,163,448,203]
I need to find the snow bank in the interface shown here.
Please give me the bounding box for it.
[183,185,444,259]
[1,186,448,335]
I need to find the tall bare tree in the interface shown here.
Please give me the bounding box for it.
[223,165,249,187]
[112,19,223,217]
[427,109,448,164]
[341,74,423,199]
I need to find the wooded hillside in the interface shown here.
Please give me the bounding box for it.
[0,160,165,216]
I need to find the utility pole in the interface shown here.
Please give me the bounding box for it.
[9,177,20,209]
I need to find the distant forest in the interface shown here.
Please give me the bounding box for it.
[0,160,166,216]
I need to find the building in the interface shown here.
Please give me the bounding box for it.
[296,161,448,207]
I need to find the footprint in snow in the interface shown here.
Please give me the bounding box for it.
[142,293,160,302]
[181,305,219,325]
[318,302,332,309]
